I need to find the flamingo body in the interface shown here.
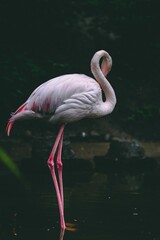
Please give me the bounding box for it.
[7,73,113,133]
[6,50,116,230]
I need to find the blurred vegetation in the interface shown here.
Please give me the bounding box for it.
[0,147,22,179]
[0,0,159,139]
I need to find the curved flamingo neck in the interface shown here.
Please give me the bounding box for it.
[90,50,116,114]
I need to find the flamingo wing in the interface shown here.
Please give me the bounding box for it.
[26,74,100,113]
[7,74,101,135]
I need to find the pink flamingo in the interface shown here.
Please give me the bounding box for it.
[6,50,116,230]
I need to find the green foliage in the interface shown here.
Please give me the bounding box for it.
[0,147,22,179]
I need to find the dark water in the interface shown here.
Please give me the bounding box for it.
[0,143,160,240]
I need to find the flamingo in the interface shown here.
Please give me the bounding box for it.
[6,50,116,230]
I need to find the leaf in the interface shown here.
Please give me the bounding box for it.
[0,147,22,180]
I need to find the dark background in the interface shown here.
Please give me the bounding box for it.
[0,2,160,239]
[0,0,159,140]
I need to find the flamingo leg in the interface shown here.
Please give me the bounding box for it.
[59,228,65,240]
[47,124,65,229]
[56,133,64,210]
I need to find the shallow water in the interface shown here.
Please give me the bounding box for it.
[1,138,160,240]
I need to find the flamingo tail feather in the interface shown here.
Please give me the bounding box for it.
[6,103,27,136]
[6,121,13,136]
